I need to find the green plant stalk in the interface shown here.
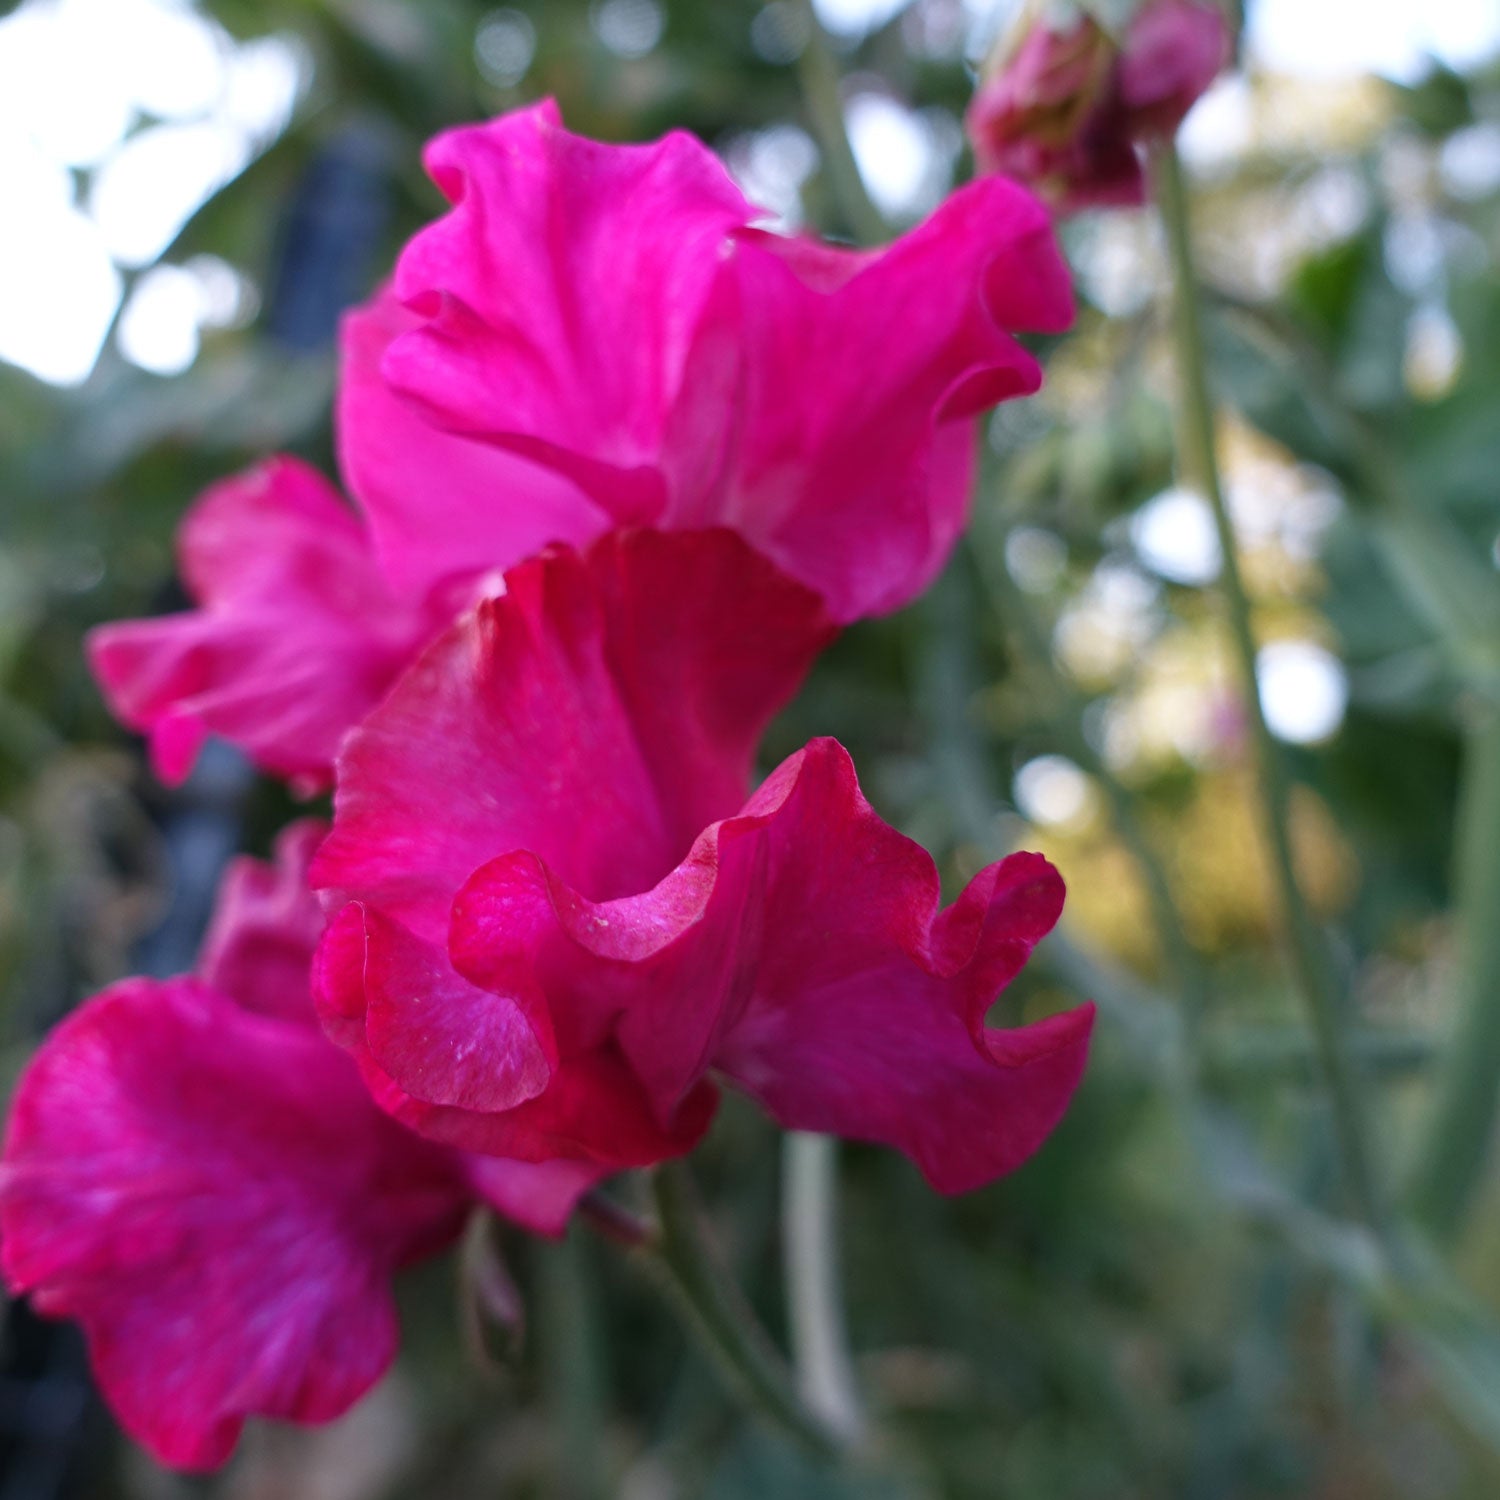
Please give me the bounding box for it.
[647,1162,842,1459]
[1205,289,1500,1240]
[1368,509,1500,695]
[782,1133,865,1444]
[1407,706,1500,1240]
[1153,141,1388,1236]
[537,1228,611,1500]
[1204,1026,1435,1085]
[1210,291,1500,693]
[788,0,888,246]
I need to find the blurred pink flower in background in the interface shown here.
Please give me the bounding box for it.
[87,293,600,793]
[0,823,600,1469]
[967,0,1231,213]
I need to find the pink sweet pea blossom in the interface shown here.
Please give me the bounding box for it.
[311,530,1094,1191]
[89,105,1071,787]
[966,0,1230,214]
[87,457,429,788]
[371,100,1074,623]
[337,291,609,601]
[0,822,600,1470]
[87,294,603,791]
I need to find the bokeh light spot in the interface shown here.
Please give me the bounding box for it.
[476,10,537,87]
[1257,641,1349,745]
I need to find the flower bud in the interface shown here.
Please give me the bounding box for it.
[967,0,1230,214]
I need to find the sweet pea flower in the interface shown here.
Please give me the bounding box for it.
[90,104,1070,786]
[88,455,436,789]
[0,822,601,1470]
[966,0,1230,214]
[87,295,603,791]
[371,99,1074,623]
[312,530,1094,1192]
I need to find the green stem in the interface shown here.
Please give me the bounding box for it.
[1154,140,1388,1236]
[1406,705,1500,1240]
[537,1228,611,1500]
[1210,291,1500,693]
[646,1162,842,1459]
[578,1187,653,1247]
[1205,1026,1437,1086]
[788,0,888,246]
[782,1133,865,1444]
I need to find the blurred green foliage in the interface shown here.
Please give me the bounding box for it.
[3,1,1500,1497]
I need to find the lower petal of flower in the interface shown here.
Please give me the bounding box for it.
[0,979,473,1470]
[445,738,1094,1191]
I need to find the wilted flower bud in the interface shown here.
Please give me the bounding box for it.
[966,0,1230,214]
[1117,0,1234,137]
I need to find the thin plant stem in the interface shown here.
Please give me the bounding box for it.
[1210,290,1500,690]
[1406,705,1500,1240]
[1153,140,1389,1237]
[782,1133,865,1444]
[788,0,888,246]
[537,1228,611,1500]
[645,1162,843,1460]
[1205,288,1500,1241]
[578,1187,654,1247]
[1203,1027,1435,1087]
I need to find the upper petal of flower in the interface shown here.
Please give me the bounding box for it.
[381,103,1070,623]
[699,177,1072,619]
[312,529,835,940]
[88,457,434,790]
[0,978,472,1470]
[448,738,1094,1191]
[385,100,756,519]
[338,289,608,599]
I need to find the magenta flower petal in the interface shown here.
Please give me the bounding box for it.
[1119,0,1231,134]
[0,978,471,1471]
[387,100,755,518]
[315,535,1086,1187]
[338,289,608,599]
[705,177,1072,618]
[2,825,620,1468]
[382,102,1071,623]
[314,900,718,1167]
[316,901,555,1113]
[197,819,327,1020]
[312,529,835,938]
[467,1156,605,1239]
[967,0,1228,215]
[447,738,1094,1191]
[88,458,433,789]
[356,1040,720,1169]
